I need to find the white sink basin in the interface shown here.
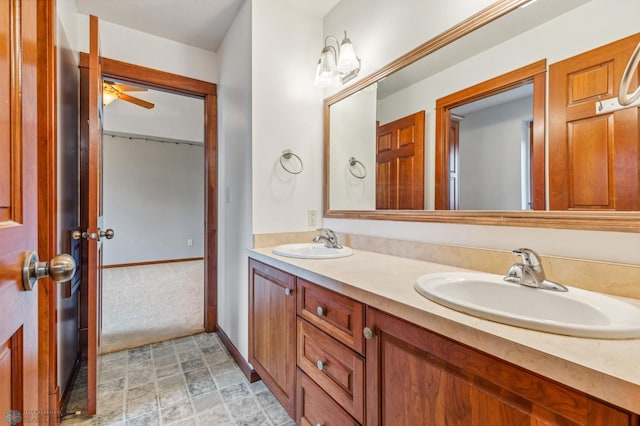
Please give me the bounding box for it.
[272,243,353,259]
[415,272,640,339]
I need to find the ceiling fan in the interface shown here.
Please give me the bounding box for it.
[102,80,155,109]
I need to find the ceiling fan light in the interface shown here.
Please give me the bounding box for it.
[103,91,118,106]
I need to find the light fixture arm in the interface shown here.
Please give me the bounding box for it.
[324,35,341,56]
[322,36,341,72]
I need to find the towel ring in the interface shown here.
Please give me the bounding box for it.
[619,41,640,106]
[280,150,303,174]
[348,156,367,179]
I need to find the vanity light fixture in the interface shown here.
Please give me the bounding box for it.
[314,30,361,88]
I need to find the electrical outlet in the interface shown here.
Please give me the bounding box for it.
[307,209,318,227]
[187,239,193,246]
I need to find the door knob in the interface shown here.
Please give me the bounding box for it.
[72,230,97,240]
[22,251,76,291]
[99,228,115,239]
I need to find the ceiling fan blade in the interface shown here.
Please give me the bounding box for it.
[112,83,148,92]
[119,93,155,109]
[104,80,147,92]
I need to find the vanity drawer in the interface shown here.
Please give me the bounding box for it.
[296,368,359,426]
[297,318,365,423]
[296,278,365,354]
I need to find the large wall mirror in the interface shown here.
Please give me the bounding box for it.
[324,0,640,232]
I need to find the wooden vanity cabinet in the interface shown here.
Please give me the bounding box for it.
[249,258,638,425]
[365,306,638,426]
[248,259,297,417]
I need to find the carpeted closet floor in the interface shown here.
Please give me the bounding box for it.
[101,260,205,353]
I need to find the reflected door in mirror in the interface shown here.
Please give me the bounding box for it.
[449,118,460,210]
[376,111,425,209]
[549,33,640,211]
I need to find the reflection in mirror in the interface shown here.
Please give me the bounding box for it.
[325,0,640,216]
[450,84,533,211]
[329,84,377,210]
[435,60,546,211]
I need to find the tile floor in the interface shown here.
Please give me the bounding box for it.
[62,333,294,426]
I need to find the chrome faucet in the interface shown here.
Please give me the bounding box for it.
[504,248,567,292]
[312,228,342,249]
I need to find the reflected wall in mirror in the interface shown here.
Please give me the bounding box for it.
[435,60,546,211]
[325,0,640,228]
[451,88,534,210]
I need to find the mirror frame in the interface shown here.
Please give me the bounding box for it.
[323,0,640,233]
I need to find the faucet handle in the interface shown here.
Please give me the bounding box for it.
[511,248,542,270]
[316,228,336,242]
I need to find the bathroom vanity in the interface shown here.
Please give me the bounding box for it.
[248,248,640,426]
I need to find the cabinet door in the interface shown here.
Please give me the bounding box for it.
[365,306,635,426]
[249,259,296,417]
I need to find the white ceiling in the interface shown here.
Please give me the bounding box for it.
[75,0,340,53]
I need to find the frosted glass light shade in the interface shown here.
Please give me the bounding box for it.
[337,40,359,74]
[314,61,334,88]
[318,47,337,79]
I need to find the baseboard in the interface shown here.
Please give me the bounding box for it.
[216,325,260,383]
[102,257,204,269]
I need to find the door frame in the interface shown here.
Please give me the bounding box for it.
[36,0,63,420]
[78,54,219,332]
[434,59,546,210]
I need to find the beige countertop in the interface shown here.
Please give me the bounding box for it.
[249,247,640,414]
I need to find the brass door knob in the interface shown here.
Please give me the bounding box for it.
[22,251,76,291]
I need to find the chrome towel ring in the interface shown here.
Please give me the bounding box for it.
[619,41,640,106]
[280,150,303,174]
[348,156,367,179]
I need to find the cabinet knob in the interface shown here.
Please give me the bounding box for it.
[316,360,325,371]
[316,306,324,316]
[284,288,292,296]
[363,327,374,340]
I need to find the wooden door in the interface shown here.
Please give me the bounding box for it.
[248,259,296,418]
[376,111,425,209]
[0,0,40,422]
[80,15,104,416]
[549,33,640,210]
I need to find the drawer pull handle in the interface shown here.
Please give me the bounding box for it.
[284,288,292,296]
[316,360,325,371]
[363,327,374,340]
[316,306,325,316]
